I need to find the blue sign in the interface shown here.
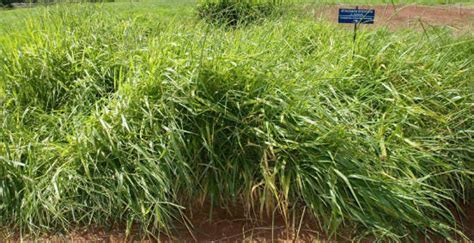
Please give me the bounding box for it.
[338,9,375,24]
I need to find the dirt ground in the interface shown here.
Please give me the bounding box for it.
[311,4,474,32]
[7,205,325,242]
[5,201,473,242]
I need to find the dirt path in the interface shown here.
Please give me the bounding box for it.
[311,4,474,32]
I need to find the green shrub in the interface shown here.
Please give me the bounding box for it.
[197,0,283,27]
[0,0,114,8]
[1,0,22,7]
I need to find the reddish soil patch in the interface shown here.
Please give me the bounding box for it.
[162,204,324,242]
[6,205,325,242]
[6,201,474,242]
[455,202,474,241]
[312,4,474,32]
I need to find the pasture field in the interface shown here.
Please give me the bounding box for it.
[1,0,473,241]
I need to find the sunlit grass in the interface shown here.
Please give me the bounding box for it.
[0,2,473,241]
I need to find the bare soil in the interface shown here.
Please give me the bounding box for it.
[8,204,326,242]
[455,202,474,241]
[5,201,473,242]
[311,4,474,32]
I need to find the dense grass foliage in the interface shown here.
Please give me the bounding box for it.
[1,3,473,241]
[197,0,284,26]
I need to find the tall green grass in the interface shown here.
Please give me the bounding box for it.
[0,3,473,241]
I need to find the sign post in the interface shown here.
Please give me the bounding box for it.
[353,6,358,42]
[338,7,375,43]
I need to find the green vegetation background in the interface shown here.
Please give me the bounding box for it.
[0,0,473,241]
